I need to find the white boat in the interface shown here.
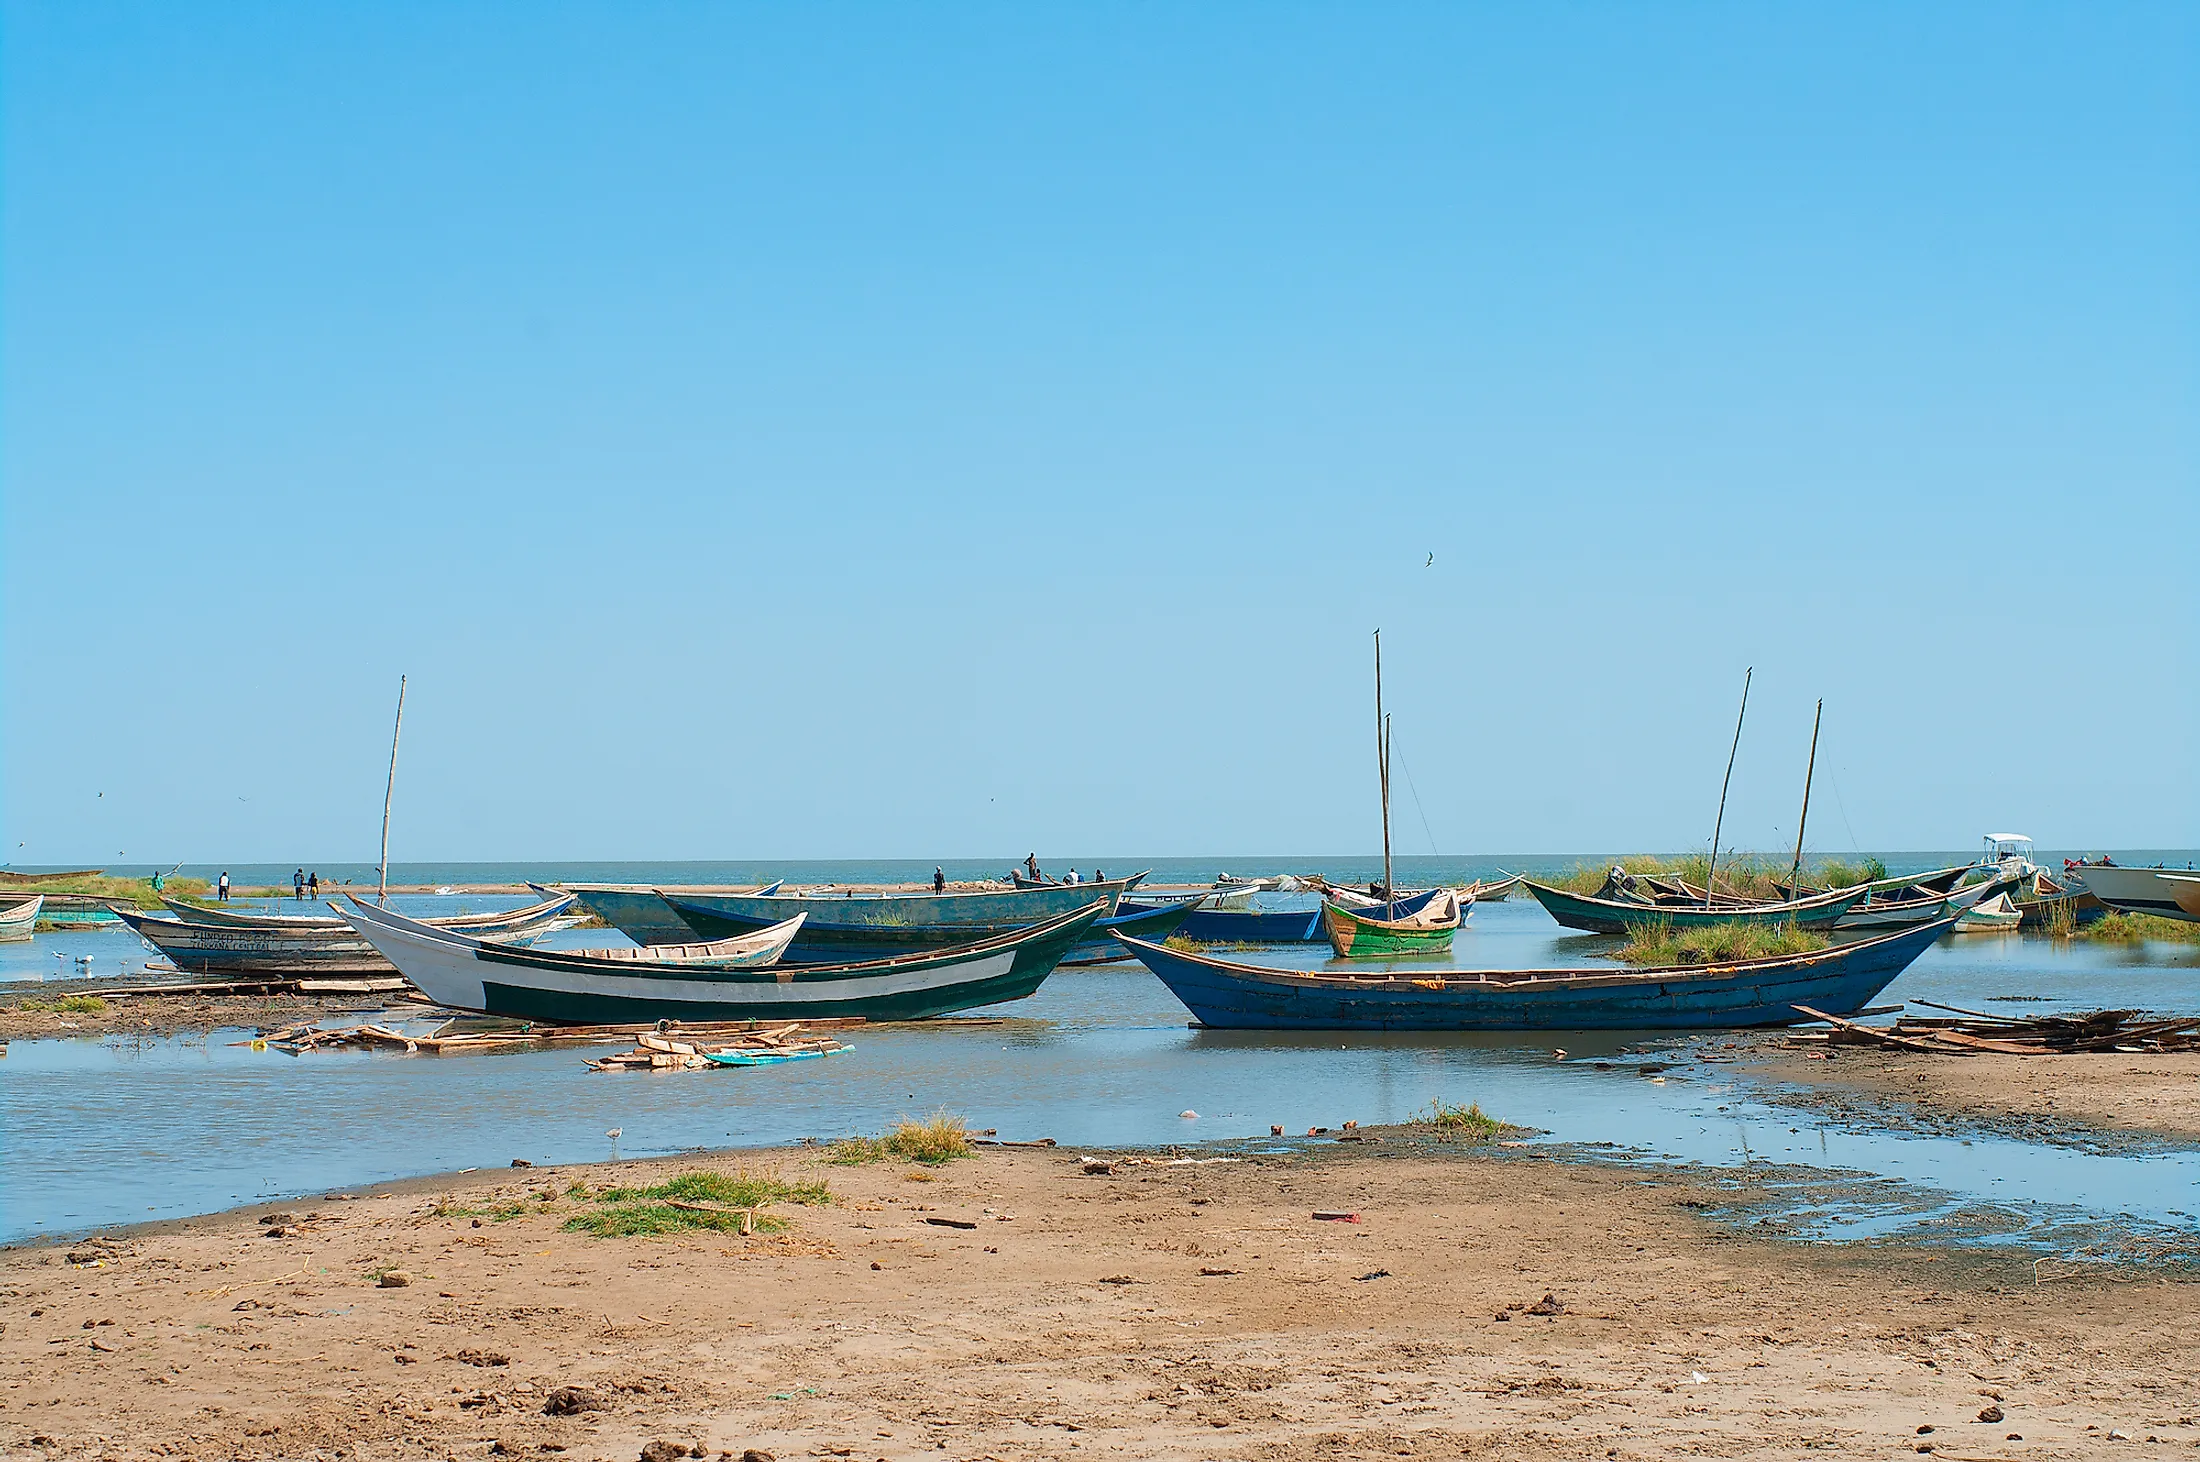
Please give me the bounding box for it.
[159,891,575,933]
[338,896,1102,1022]
[1953,892,2023,933]
[2070,863,2200,923]
[2166,873,2200,922]
[0,894,42,942]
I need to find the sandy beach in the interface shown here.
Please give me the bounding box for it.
[7,1132,2196,1462]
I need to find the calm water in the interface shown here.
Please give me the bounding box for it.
[4,896,2196,1249]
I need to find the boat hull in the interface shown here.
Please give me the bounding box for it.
[1321,899,1460,958]
[1114,918,1951,1031]
[666,878,1139,961]
[0,895,41,942]
[158,892,575,934]
[115,908,395,974]
[1062,898,1200,966]
[562,886,723,946]
[1171,905,1327,943]
[2071,865,2200,923]
[1524,881,1864,934]
[339,898,1103,1023]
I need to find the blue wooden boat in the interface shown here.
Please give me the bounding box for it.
[1523,880,1865,935]
[1112,917,1952,1031]
[1114,899,1327,943]
[703,1045,849,1067]
[1062,896,1202,966]
[665,874,1149,961]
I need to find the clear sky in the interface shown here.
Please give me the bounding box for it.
[3,4,2194,866]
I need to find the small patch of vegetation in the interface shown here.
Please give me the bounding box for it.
[1421,1100,1503,1142]
[562,1169,831,1238]
[827,1112,975,1166]
[2081,912,2200,945]
[2,873,211,909]
[13,994,108,1014]
[1538,854,1886,900]
[1616,919,1828,966]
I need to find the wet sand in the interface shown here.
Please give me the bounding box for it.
[1734,1037,2200,1146]
[0,991,393,1043]
[7,1138,2196,1461]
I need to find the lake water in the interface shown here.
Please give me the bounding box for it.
[4,891,2196,1252]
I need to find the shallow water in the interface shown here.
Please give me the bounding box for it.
[3,900,2196,1249]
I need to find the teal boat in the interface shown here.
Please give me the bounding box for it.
[1523,880,1865,935]
[703,1045,850,1067]
[664,874,1147,961]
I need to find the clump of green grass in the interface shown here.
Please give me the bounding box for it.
[2081,912,2200,945]
[2,873,210,909]
[1616,919,1828,966]
[562,1169,832,1238]
[1539,854,1886,900]
[828,1113,975,1166]
[1421,1100,1503,1142]
[14,994,107,1014]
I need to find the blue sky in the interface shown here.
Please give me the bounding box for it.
[4,3,2194,865]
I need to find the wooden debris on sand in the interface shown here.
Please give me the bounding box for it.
[583,1022,852,1072]
[233,1015,864,1060]
[1788,1002,2200,1056]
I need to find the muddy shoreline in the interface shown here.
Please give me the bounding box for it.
[6,1135,2196,1461]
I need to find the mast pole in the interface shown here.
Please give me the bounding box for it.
[1706,666,1751,908]
[1788,698,1823,895]
[1375,630,1393,910]
[378,674,407,907]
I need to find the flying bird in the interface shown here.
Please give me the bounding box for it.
[1424,553,1434,568]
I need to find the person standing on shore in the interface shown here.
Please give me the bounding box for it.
[1024,853,1041,883]
[217,871,230,902]
[308,871,320,899]
[293,868,305,900]
[933,867,946,894]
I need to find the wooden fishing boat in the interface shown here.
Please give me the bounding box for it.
[1116,899,1327,944]
[1113,916,1953,1031]
[1010,869,1150,893]
[339,896,1106,1023]
[704,1045,847,1067]
[113,894,577,975]
[14,891,121,926]
[1469,875,1522,902]
[1523,880,1865,934]
[0,895,41,942]
[1952,892,2022,933]
[1323,889,1462,958]
[664,875,1147,961]
[2070,863,2200,922]
[1061,896,1202,966]
[158,891,576,933]
[114,906,397,974]
[556,884,780,946]
[1834,873,2018,930]
[2167,873,2200,922]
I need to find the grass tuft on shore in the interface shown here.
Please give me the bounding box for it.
[1616,919,1828,966]
[2080,911,2200,945]
[829,1112,975,1166]
[2,872,211,909]
[563,1169,832,1238]
[12,994,108,1014]
[1421,1100,1503,1142]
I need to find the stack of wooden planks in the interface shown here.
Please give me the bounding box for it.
[585,1022,851,1071]
[1790,1000,2200,1056]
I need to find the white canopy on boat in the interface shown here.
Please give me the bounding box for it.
[1983,832,2032,843]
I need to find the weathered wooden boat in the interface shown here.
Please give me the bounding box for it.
[2070,863,2200,922]
[114,906,397,974]
[158,891,576,934]
[1469,875,1522,902]
[1834,873,2018,930]
[14,891,121,926]
[1952,892,2022,933]
[1010,869,1149,893]
[2167,873,2200,921]
[1524,880,1865,934]
[664,875,1147,961]
[555,884,780,946]
[0,895,41,942]
[704,1045,847,1067]
[1061,897,1202,966]
[339,897,1105,1023]
[1113,917,1954,1031]
[113,893,576,975]
[1117,899,1327,944]
[1323,888,1463,958]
